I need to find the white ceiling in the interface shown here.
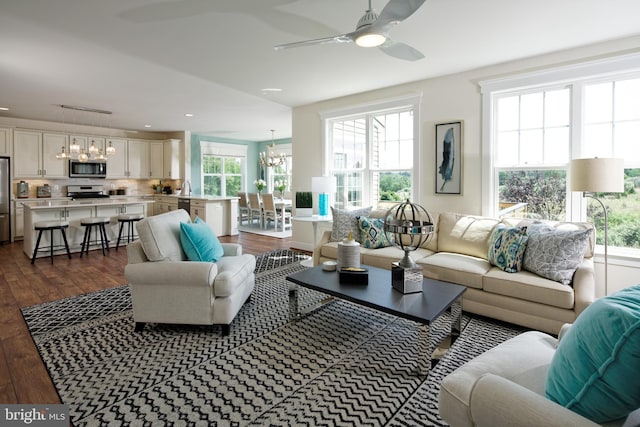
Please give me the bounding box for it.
[1,0,639,141]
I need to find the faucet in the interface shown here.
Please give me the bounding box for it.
[182,180,192,196]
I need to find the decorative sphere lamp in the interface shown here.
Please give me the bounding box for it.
[384,199,435,293]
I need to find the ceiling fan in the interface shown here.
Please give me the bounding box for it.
[274,0,426,61]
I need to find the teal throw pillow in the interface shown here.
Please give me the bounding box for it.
[357,216,395,249]
[179,217,224,262]
[545,285,640,423]
[487,224,528,273]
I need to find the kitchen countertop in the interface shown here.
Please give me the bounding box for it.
[22,199,154,210]
[151,194,240,201]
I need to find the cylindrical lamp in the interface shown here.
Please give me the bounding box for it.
[312,176,336,217]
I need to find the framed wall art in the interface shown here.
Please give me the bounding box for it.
[435,121,463,195]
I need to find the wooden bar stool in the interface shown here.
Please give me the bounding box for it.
[80,217,110,257]
[31,221,72,264]
[116,213,144,250]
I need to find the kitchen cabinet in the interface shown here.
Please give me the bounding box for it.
[13,201,24,239]
[190,199,224,236]
[13,130,67,178]
[0,127,11,156]
[163,139,183,179]
[153,195,178,216]
[148,141,164,179]
[127,139,148,179]
[106,138,128,178]
[97,203,146,240]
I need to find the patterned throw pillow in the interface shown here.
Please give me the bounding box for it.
[329,206,373,243]
[357,216,395,249]
[523,222,591,285]
[487,225,528,273]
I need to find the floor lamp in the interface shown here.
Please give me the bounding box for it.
[570,158,624,296]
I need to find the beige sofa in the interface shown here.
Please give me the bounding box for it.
[313,210,596,335]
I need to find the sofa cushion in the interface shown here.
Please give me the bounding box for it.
[523,223,590,285]
[180,217,224,262]
[483,268,575,309]
[330,206,372,243]
[437,212,499,260]
[545,285,640,423]
[136,209,190,262]
[502,218,595,258]
[357,216,395,249]
[418,252,491,289]
[487,225,529,273]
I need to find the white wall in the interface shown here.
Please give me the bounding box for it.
[292,35,640,295]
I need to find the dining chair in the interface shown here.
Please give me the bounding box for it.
[248,192,264,227]
[262,193,291,231]
[237,192,251,225]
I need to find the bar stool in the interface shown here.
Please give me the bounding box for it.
[80,217,110,257]
[116,213,144,250]
[31,221,72,264]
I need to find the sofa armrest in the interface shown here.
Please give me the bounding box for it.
[222,243,242,256]
[313,230,333,266]
[125,261,217,288]
[572,258,596,316]
[469,374,599,427]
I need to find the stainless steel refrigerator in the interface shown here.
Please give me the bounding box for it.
[0,157,10,243]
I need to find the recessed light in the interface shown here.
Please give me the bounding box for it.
[144,124,151,128]
[261,88,282,95]
[0,107,9,111]
[185,113,194,117]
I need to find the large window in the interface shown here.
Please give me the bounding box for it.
[325,97,419,210]
[200,142,247,197]
[483,57,640,251]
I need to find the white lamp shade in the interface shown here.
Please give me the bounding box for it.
[312,176,337,194]
[570,158,624,193]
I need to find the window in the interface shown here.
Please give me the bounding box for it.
[482,55,640,250]
[265,144,292,192]
[324,96,420,210]
[200,142,247,197]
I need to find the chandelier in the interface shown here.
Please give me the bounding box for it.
[55,104,116,162]
[258,129,286,168]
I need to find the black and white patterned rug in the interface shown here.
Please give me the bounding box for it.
[22,249,526,426]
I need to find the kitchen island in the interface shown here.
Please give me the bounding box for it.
[153,194,239,236]
[23,198,153,258]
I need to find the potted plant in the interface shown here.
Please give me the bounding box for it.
[254,179,266,193]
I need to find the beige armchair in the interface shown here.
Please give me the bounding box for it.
[125,209,255,336]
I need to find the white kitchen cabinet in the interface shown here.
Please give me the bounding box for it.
[148,141,164,179]
[13,130,67,178]
[190,199,224,236]
[163,139,183,179]
[97,203,146,240]
[153,195,178,216]
[127,139,148,179]
[0,127,11,156]
[13,201,24,239]
[106,138,128,178]
[23,205,94,255]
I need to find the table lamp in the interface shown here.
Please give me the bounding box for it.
[570,157,624,296]
[312,176,336,217]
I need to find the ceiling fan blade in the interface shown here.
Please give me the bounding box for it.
[378,0,426,24]
[274,34,353,50]
[378,39,424,61]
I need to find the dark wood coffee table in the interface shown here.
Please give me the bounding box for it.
[286,265,466,376]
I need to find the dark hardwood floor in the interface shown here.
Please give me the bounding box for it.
[0,233,302,405]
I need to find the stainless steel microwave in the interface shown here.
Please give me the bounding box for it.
[69,159,107,178]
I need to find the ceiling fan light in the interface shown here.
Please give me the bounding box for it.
[355,33,386,47]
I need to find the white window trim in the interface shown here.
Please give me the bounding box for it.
[480,53,640,263]
[200,141,248,194]
[320,93,423,205]
[479,52,640,217]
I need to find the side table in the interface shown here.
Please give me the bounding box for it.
[292,215,332,267]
